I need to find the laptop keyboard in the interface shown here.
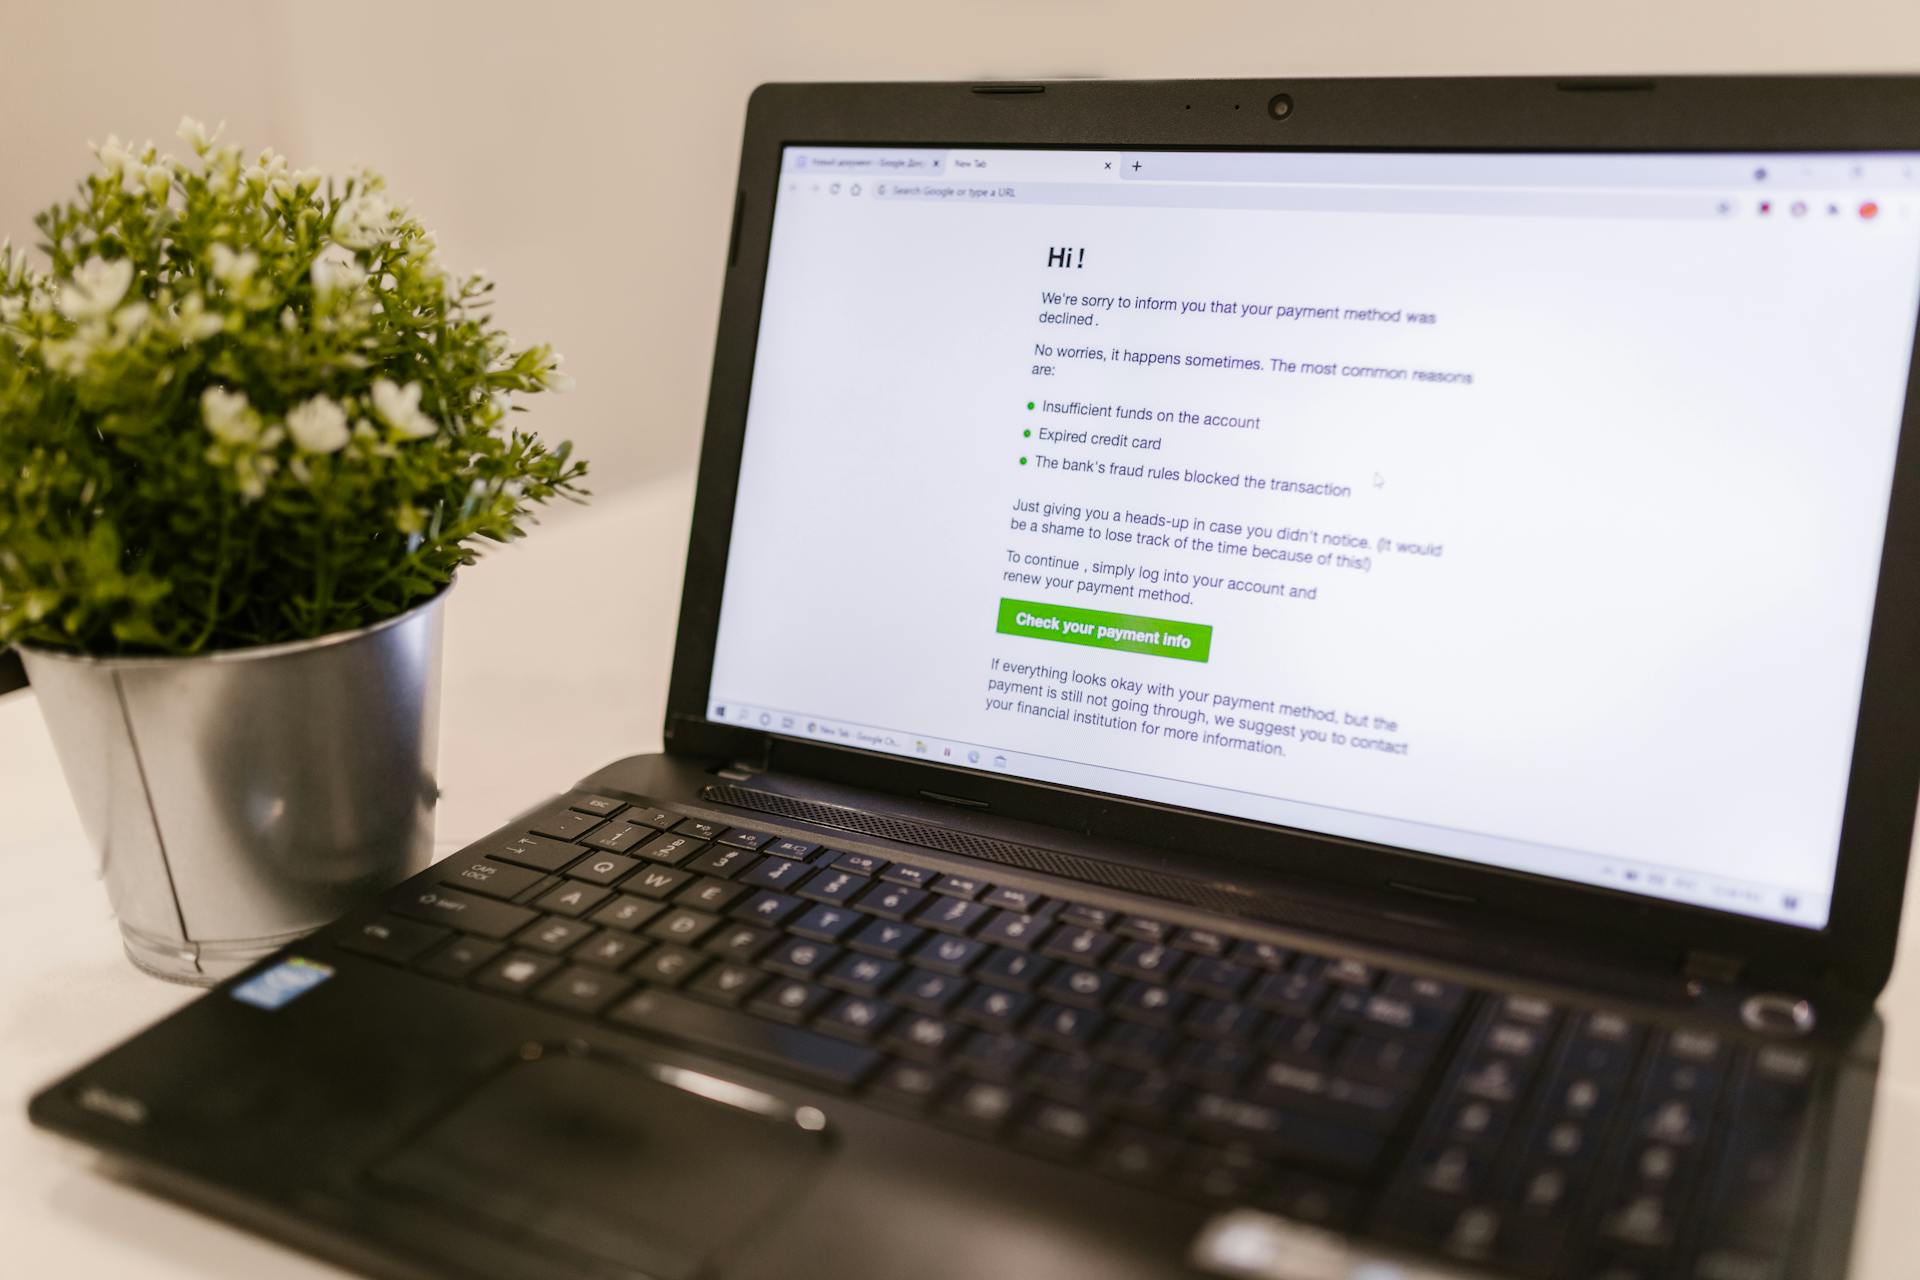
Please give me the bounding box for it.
[338,793,1819,1280]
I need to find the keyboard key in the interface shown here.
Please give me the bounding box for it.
[533,881,611,917]
[574,930,648,969]
[685,961,764,1007]
[854,881,926,921]
[790,903,862,942]
[588,894,665,932]
[880,862,936,887]
[633,834,705,866]
[916,896,990,935]
[978,911,1046,949]
[624,807,680,830]
[482,832,583,873]
[1113,940,1185,983]
[582,822,648,854]
[685,844,756,878]
[982,885,1044,912]
[824,953,899,998]
[1171,927,1228,956]
[932,873,987,900]
[567,852,642,887]
[1040,965,1119,1009]
[1100,1071,1183,1123]
[1058,904,1114,929]
[976,949,1050,991]
[1500,994,1558,1025]
[896,969,967,1013]
[797,868,867,906]
[886,1014,960,1062]
[954,1031,1033,1082]
[914,934,987,976]
[704,922,776,961]
[1182,999,1264,1042]
[673,817,724,841]
[1115,916,1173,943]
[416,935,502,980]
[1097,1127,1184,1182]
[1231,939,1291,970]
[942,1079,1017,1133]
[475,950,563,995]
[739,856,809,890]
[1028,1003,1103,1052]
[1265,1016,1341,1065]
[605,987,879,1088]
[676,877,748,913]
[528,809,603,841]
[1022,1100,1099,1158]
[646,908,720,945]
[1170,1041,1253,1092]
[718,828,775,850]
[1339,1034,1433,1086]
[518,916,595,955]
[389,885,538,939]
[1094,1021,1176,1071]
[848,918,921,959]
[763,836,818,859]
[818,995,895,1042]
[569,793,626,816]
[750,978,830,1025]
[765,937,837,979]
[1381,973,1468,1011]
[338,915,448,964]
[955,985,1031,1033]
[439,857,547,901]
[1178,958,1255,1000]
[833,851,887,876]
[630,944,704,986]
[868,1061,947,1110]
[1040,925,1117,966]
[1249,970,1325,1016]
[1320,956,1377,987]
[733,890,803,927]
[535,965,630,1015]
[1113,980,1189,1027]
[627,865,693,900]
[1326,988,1455,1039]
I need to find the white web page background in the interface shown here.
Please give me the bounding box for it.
[709,149,1920,927]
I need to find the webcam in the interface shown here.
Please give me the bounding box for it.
[1268,92,1294,121]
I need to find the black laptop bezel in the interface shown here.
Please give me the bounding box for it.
[664,76,1920,997]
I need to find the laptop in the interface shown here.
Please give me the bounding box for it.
[29,77,1920,1280]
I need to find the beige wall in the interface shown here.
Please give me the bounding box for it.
[5,0,1919,502]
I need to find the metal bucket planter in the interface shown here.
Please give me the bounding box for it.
[20,590,446,984]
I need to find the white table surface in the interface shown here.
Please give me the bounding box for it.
[3,473,1918,1278]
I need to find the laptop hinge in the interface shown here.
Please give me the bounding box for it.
[1682,949,1745,984]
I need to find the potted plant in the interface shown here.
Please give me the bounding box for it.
[0,119,587,983]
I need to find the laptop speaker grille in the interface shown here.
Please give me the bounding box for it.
[701,783,1359,934]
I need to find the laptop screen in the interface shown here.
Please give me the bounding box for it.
[707,145,1920,929]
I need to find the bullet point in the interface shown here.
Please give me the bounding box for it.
[1019,456,1028,465]
[1026,401,1035,410]
[1023,429,1031,438]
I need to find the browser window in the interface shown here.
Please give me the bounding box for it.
[707,145,1920,929]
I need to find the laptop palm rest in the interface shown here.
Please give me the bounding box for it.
[368,1052,830,1279]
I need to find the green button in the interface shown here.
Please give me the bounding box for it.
[995,598,1212,663]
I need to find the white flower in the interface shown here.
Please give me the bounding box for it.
[537,352,574,392]
[310,256,366,301]
[112,301,149,337]
[210,244,260,290]
[172,292,224,342]
[142,162,172,201]
[0,296,21,326]
[331,192,393,251]
[57,257,134,322]
[201,386,262,445]
[177,117,223,155]
[93,134,131,177]
[371,378,437,439]
[286,395,350,453]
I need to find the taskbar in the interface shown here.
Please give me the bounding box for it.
[706,697,1831,930]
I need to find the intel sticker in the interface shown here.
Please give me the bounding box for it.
[231,957,334,1010]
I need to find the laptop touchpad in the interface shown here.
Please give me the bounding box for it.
[369,1052,831,1279]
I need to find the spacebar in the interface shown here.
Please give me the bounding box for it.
[604,988,881,1089]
